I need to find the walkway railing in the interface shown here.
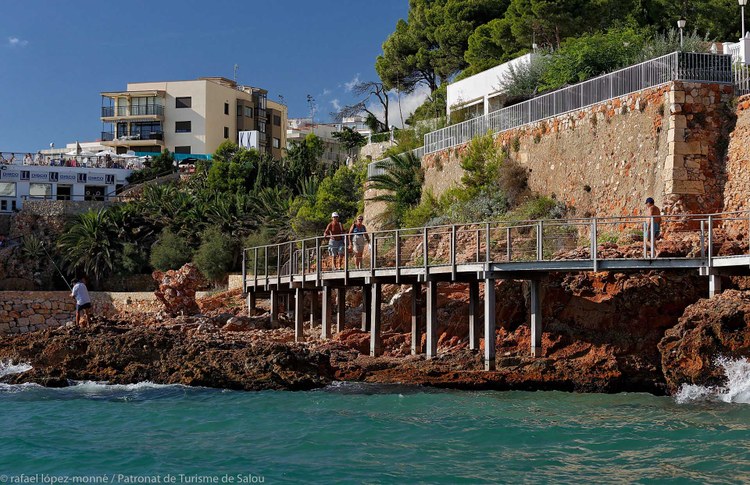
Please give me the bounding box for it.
[242,209,750,288]
[0,152,139,170]
[367,51,735,176]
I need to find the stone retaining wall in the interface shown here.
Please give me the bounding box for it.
[0,291,162,335]
[722,94,750,236]
[365,81,735,223]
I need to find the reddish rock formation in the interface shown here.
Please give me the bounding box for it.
[659,290,750,394]
[153,263,204,316]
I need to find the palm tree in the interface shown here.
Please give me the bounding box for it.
[367,151,424,227]
[58,208,120,287]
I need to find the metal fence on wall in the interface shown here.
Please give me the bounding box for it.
[423,52,732,154]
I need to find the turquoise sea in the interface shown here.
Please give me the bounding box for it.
[1,361,750,484]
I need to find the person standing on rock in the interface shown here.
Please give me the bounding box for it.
[324,212,346,270]
[348,215,370,269]
[645,197,662,242]
[71,276,92,327]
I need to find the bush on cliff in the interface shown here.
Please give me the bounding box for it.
[368,151,424,228]
[150,229,192,271]
[193,226,234,283]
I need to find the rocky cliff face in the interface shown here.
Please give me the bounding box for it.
[659,289,750,395]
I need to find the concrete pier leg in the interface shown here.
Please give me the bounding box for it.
[321,286,332,339]
[426,280,438,359]
[709,274,722,298]
[370,283,382,356]
[411,283,422,355]
[310,290,320,328]
[247,292,256,316]
[361,285,371,331]
[336,288,346,333]
[530,279,542,357]
[468,280,480,351]
[294,288,304,342]
[270,290,279,325]
[484,279,496,371]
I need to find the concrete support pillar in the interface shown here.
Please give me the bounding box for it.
[361,285,371,331]
[468,280,480,351]
[484,279,496,371]
[247,292,256,316]
[309,290,320,328]
[294,288,304,342]
[270,290,279,324]
[321,286,332,339]
[709,274,722,298]
[336,288,346,333]
[411,283,422,355]
[370,282,382,356]
[530,279,542,357]
[426,280,438,359]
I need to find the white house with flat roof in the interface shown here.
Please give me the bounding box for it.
[447,53,535,120]
[0,164,132,213]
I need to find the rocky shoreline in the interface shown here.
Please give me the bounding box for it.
[1,271,749,395]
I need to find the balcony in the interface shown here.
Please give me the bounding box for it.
[101,132,165,147]
[101,104,165,120]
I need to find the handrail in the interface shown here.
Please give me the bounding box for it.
[242,209,750,290]
[368,51,736,176]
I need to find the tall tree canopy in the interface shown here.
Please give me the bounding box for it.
[376,0,509,93]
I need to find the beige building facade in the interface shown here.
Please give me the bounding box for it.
[100,77,287,159]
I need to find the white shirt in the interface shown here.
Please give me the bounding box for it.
[71,282,91,306]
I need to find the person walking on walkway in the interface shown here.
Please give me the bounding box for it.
[645,197,662,241]
[324,212,346,270]
[71,276,92,327]
[348,215,370,269]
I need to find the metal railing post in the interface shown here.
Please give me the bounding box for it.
[395,230,401,283]
[371,234,377,276]
[253,247,258,288]
[485,223,491,263]
[276,245,281,286]
[475,228,480,263]
[591,219,598,272]
[289,242,294,275]
[301,240,306,277]
[451,225,457,280]
[643,222,648,258]
[423,227,429,276]
[700,220,706,258]
[315,237,321,283]
[241,249,247,294]
[649,216,655,259]
[536,221,544,261]
[264,246,269,289]
[707,215,714,267]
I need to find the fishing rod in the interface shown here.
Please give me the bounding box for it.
[39,241,72,291]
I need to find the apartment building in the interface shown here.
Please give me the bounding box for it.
[287,118,348,165]
[100,77,287,159]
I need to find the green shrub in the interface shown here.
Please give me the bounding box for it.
[460,131,504,196]
[193,226,234,283]
[150,229,192,271]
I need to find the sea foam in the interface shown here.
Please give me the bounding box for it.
[676,357,750,404]
[0,361,32,378]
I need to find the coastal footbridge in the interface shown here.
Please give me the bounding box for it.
[242,210,750,370]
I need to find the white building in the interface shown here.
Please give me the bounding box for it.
[287,118,348,165]
[447,53,535,120]
[0,164,131,213]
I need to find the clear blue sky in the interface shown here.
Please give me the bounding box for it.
[0,0,408,152]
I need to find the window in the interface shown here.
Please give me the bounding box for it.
[176,97,192,108]
[131,96,162,115]
[272,137,280,149]
[274,115,281,126]
[29,183,52,199]
[224,103,229,115]
[174,146,191,154]
[224,127,229,139]
[0,182,16,197]
[258,121,266,133]
[175,121,191,133]
[244,106,253,118]
[237,105,242,116]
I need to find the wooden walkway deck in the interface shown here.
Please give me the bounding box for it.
[243,211,750,370]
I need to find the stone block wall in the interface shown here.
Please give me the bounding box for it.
[722,94,750,236]
[369,81,734,224]
[0,291,162,335]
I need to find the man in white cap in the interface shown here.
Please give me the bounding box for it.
[324,212,346,270]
